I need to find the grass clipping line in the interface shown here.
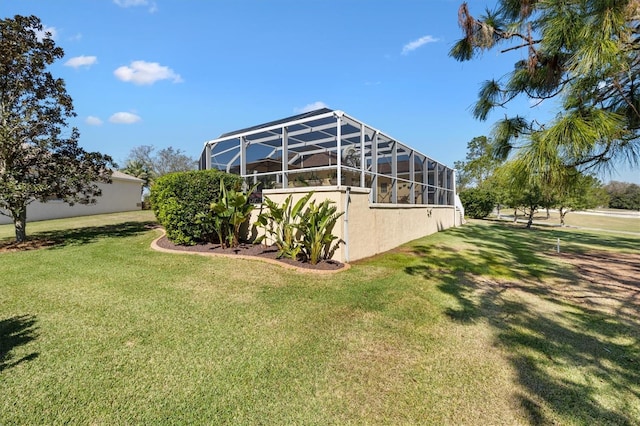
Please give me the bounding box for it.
[150,229,350,274]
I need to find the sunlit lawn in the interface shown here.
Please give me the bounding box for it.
[491,208,640,233]
[1,212,638,424]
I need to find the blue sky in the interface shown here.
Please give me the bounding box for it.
[5,0,639,183]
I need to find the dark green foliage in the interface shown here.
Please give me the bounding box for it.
[606,181,640,210]
[150,170,242,245]
[0,15,114,242]
[459,188,496,219]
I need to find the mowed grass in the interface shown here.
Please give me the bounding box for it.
[492,209,640,234]
[1,212,639,424]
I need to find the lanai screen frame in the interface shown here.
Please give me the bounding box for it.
[200,108,456,205]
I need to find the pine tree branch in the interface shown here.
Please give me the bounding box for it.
[500,39,542,54]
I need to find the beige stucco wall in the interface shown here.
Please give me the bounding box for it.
[0,174,143,225]
[252,186,460,263]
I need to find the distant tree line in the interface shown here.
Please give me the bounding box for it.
[604,182,640,210]
[120,145,197,198]
[455,136,611,226]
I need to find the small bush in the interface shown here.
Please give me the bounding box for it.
[150,170,242,245]
[459,188,496,219]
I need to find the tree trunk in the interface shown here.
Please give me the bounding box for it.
[526,208,535,229]
[13,206,27,243]
[560,207,567,227]
[513,209,518,223]
[546,208,550,219]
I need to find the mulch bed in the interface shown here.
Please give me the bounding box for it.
[154,235,346,271]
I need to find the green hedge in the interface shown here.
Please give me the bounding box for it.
[150,170,242,245]
[459,187,496,219]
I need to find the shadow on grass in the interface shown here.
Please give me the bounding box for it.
[0,315,39,372]
[405,222,640,425]
[0,221,158,251]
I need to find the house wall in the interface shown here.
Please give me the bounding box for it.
[252,186,460,263]
[0,176,143,225]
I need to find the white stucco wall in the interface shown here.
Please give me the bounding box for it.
[251,186,461,263]
[0,171,143,225]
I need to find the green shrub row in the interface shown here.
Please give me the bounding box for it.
[150,171,343,264]
[459,187,496,219]
[150,170,242,245]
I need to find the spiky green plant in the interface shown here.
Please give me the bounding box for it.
[208,181,258,248]
[256,192,313,259]
[298,199,344,265]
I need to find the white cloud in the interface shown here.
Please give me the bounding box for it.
[86,116,103,126]
[34,25,57,41]
[114,0,146,6]
[69,33,83,41]
[113,0,158,12]
[114,61,183,85]
[109,112,141,124]
[402,35,439,55]
[294,101,329,114]
[65,55,97,69]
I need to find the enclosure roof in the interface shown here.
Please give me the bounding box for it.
[219,108,334,139]
[204,108,452,170]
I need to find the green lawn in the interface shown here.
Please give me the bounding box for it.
[1,212,638,424]
[491,208,640,233]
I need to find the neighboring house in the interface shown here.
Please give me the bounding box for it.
[0,171,144,225]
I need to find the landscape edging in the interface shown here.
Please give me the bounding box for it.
[150,229,350,274]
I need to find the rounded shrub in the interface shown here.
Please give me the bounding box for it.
[150,170,242,245]
[459,187,496,219]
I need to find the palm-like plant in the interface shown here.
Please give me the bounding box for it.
[121,159,154,196]
[298,200,344,265]
[257,192,344,264]
[209,181,258,248]
[256,192,313,260]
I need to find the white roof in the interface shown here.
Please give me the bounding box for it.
[111,170,144,183]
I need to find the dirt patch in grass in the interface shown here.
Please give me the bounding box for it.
[551,250,640,320]
[0,239,57,252]
[557,250,639,289]
[154,234,346,272]
[468,250,640,322]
